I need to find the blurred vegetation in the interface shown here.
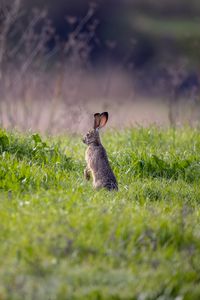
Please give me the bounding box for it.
[21,0,200,67]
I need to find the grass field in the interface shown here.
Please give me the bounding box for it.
[0,127,200,300]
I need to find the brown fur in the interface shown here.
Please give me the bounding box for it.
[83,113,118,191]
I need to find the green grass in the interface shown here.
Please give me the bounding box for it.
[132,14,200,39]
[1,127,200,300]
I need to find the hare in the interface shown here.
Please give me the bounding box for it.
[83,112,118,191]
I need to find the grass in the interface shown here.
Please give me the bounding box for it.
[132,14,200,39]
[0,127,200,299]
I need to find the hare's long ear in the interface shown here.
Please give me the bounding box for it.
[94,113,101,129]
[99,112,108,128]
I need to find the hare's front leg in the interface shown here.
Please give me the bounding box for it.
[84,166,91,181]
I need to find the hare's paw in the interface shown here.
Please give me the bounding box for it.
[84,167,90,181]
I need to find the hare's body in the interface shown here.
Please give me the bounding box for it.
[85,143,118,190]
[83,112,118,191]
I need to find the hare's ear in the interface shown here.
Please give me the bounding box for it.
[99,112,108,128]
[94,113,101,129]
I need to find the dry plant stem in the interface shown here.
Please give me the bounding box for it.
[168,97,176,127]
[4,76,16,128]
[73,7,95,40]
[22,82,31,131]
[9,11,45,57]
[0,0,21,79]
[33,79,44,131]
[46,69,64,133]
[0,101,3,127]
[20,26,49,75]
[64,7,95,55]
[5,97,15,128]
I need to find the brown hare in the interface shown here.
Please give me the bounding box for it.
[83,112,118,191]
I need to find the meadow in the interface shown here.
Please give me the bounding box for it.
[0,127,200,300]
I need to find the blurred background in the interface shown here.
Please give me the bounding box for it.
[0,0,200,133]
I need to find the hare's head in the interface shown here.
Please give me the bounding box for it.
[83,112,108,145]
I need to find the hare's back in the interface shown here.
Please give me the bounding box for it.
[86,145,108,169]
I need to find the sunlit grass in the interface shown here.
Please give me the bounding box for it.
[132,14,200,39]
[0,127,200,299]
